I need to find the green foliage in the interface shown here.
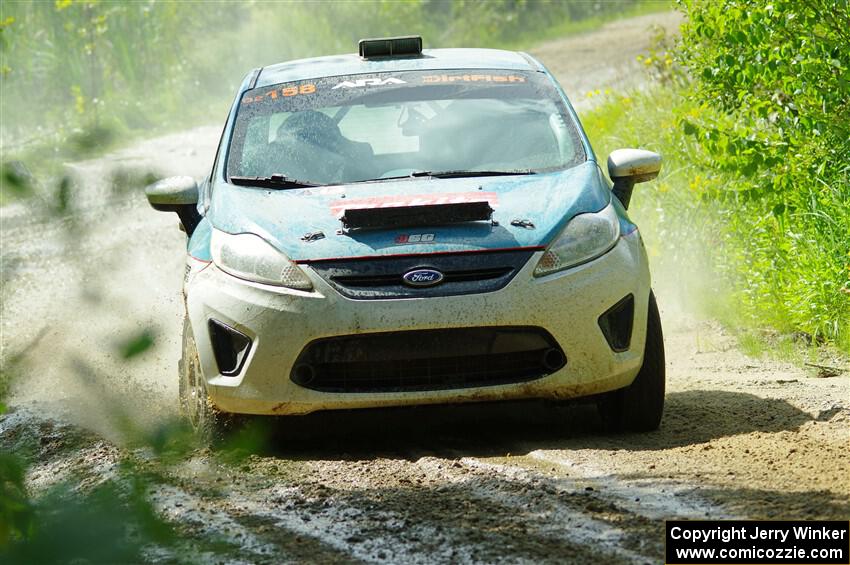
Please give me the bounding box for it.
[0,162,33,205]
[0,413,270,561]
[681,0,849,151]
[676,0,850,345]
[585,0,850,350]
[118,328,155,360]
[0,453,34,548]
[0,342,35,549]
[2,472,176,564]
[0,302,255,559]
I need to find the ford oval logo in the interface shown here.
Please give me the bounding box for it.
[402,268,444,287]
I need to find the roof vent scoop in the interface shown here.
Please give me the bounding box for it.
[359,36,423,59]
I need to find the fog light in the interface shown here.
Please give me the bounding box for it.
[541,348,567,371]
[208,319,252,376]
[598,294,634,352]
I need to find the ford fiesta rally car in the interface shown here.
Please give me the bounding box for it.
[146,36,665,436]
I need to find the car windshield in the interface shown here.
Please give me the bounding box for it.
[227,70,585,186]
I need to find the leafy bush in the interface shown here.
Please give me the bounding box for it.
[675,0,849,345]
[586,1,849,349]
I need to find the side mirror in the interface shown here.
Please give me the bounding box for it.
[145,176,201,234]
[606,149,662,209]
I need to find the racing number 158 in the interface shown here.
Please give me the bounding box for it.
[280,84,315,97]
[243,84,315,104]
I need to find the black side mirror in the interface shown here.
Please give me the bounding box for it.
[145,176,201,234]
[606,149,662,209]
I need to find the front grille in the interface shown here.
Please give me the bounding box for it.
[290,326,566,393]
[333,266,512,287]
[307,250,534,299]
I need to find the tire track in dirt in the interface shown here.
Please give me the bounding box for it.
[460,454,721,520]
[518,451,730,520]
[189,454,652,563]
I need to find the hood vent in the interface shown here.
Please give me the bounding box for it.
[341,201,493,231]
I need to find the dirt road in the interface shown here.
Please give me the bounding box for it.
[2,11,848,564]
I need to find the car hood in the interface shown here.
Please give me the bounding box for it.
[208,162,610,262]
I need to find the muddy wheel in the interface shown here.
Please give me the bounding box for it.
[598,291,666,432]
[179,317,233,442]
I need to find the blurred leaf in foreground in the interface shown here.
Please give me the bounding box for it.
[117,329,155,360]
[0,454,34,549]
[54,176,72,215]
[0,161,34,200]
[146,418,197,460]
[2,478,174,564]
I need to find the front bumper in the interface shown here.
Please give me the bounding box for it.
[186,232,651,415]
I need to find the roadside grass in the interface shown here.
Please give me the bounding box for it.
[582,87,850,360]
[737,332,805,364]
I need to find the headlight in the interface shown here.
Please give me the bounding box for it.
[210,229,312,290]
[534,202,620,276]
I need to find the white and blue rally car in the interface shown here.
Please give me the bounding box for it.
[146,36,665,435]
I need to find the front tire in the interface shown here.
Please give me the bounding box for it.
[597,291,666,432]
[179,317,232,442]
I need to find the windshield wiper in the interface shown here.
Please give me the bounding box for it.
[411,169,537,179]
[229,174,323,189]
[348,169,537,184]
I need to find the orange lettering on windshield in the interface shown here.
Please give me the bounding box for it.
[421,74,526,84]
[242,83,317,104]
